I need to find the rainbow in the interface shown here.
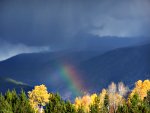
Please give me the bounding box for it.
[51,62,84,97]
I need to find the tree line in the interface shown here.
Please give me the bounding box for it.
[0,80,150,113]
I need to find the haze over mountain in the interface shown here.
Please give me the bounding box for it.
[0,77,32,94]
[0,35,149,61]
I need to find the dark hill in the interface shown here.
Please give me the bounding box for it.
[0,44,150,98]
[79,44,150,92]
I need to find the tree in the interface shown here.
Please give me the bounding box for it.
[143,90,150,113]
[89,96,100,113]
[130,80,150,100]
[117,104,129,113]
[65,100,76,113]
[0,93,13,113]
[1,89,34,113]
[103,93,109,112]
[4,89,19,112]
[145,90,150,105]
[17,90,34,113]
[108,82,128,113]
[45,93,76,113]
[28,84,50,113]
[99,89,107,110]
[118,82,128,97]
[45,93,64,113]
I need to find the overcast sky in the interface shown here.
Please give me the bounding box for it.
[0,0,150,60]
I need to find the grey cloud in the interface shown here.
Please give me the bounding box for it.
[0,0,150,46]
[0,39,50,61]
[89,0,150,37]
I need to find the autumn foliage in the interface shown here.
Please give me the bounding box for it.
[130,80,150,100]
[28,84,50,112]
[0,79,150,113]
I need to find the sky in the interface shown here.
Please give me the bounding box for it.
[0,0,150,60]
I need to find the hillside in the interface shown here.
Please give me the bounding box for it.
[79,44,150,92]
[0,44,150,98]
[0,77,32,93]
[0,51,101,98]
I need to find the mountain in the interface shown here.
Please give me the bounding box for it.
[0,51,101,98]
[0,51,100,83]
[0,77,32,93]
[0,43,150,98]
[78,44,150,92]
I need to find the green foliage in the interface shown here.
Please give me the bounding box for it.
[45,93,76,113]
[144,90,150,105]
[89,96,100,113]
[117,104,129,113]
[76,106,85,113]
[0,89,34,113]
[0,93,13,113]
[0,81,150,113]
[104,94,109,109]
[16,90,34,113]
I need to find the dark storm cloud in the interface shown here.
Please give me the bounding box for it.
[0,0,150,46]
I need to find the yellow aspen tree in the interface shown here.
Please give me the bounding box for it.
[99,89,107,109]
[81,94,91,112]
[130,79,150,100]
[28,84,50,113]
[74,97,82,110]
[90,93,97,105]
[74,93,97,112]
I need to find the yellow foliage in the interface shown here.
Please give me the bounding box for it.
[90,93,97,104]
[74,97,82,110]
[81,95,91,112]
[130,79,150,100]
[73,80,150,112]
[99,89,107,109]
[74,93,97,112]
[28,84,50,111]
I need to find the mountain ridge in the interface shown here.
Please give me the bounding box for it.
[0,43,150,98]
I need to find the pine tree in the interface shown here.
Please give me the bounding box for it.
[145,90,150,105]
[45,93,65,113]
[16,90,34,113]
[0,93,13,113]
[117,103,129,113]
[103,94,109,113]
[65,100,76,113]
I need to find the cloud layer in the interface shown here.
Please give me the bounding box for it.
[0,39,50,61]
[0,0,150,46]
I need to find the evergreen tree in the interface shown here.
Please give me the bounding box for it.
[16,90,34,113]
[77,106,85,113]
[117,104,129,113]
[45,93,77,113]
[45,93,65,113]
[0,93,13,113]
[103,94,109,113]
[145,90,150,105]
[65,100,76,113]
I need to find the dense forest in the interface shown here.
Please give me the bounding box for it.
[0,80,150,113]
